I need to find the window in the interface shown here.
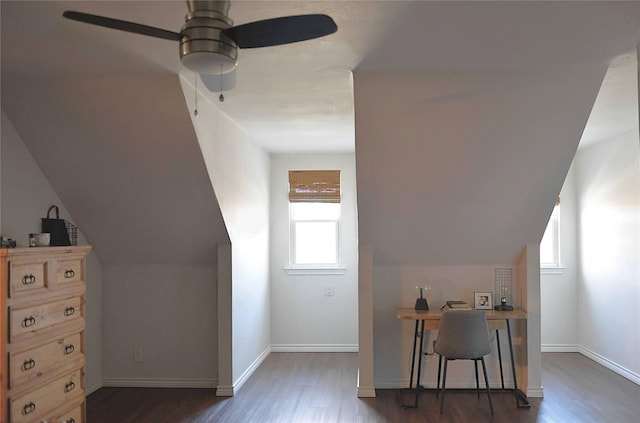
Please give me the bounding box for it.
[290,202,340,265]
[540,198,563,273]
[287,170,344,273]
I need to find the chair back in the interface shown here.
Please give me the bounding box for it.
[434,310,491,359]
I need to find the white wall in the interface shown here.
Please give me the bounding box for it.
[2,109,222,392]
[541,162,580,351]
[575,129,640,384]
[541,129,639,386]
[0,110,104,392]
[269,154,358,351]
[102,264,217,387]
[352,70,584,396]
[180,75,271,394]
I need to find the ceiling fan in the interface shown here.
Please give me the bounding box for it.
[62,0,338,76]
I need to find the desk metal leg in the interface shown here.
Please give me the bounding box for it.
[506,320,531,409]
[408,320,419,390]
[495,330,505,389]
[415,319,425,405]
[399,319,425,408]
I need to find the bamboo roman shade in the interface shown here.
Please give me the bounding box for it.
[288,170,341,203]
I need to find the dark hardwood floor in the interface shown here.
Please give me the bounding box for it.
[87,352,640,422]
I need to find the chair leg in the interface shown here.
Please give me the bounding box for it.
[481,357,494,415]
[440,359,448,415]
[436,354,442,398]
[474,359,480,399]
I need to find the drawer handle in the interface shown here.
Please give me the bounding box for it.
[22,401,36,415]
[22,358,36,371]
[22,274,37,285]
[22,316,36,328]
[64,380,76,393]
[65,419,76,423]
[64,343,75,355]
[64,269,76,279]
[64,306,76,317]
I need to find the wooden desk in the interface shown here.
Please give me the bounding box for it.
[396,307,529,409]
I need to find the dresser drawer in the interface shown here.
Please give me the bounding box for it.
[57,258,83,286]
[9,297,82,341]
[10,369,82,423]
[8,260,48,297]
[9,332,83,388]
[50,400,83,423]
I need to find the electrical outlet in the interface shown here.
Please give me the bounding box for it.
[134,347,144,363]
[325,285,334,296]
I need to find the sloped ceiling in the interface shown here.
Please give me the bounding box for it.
[0,0,232,265]
[354,69,605,265]
[2,1,640,267]
[0,0,401,265]
[353,1,640,265]
[2,73,229,265]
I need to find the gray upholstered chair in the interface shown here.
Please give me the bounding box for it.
[434,310,494,415]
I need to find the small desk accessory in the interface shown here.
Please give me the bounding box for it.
[494,267,514,311]
[414,285,430,310]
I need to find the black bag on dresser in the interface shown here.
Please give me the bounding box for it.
[41,205,71,246]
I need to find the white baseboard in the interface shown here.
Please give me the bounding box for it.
[271,344,359,353]
[215,385,234,397]
[579,346,640,386]
[232,345,271,394]
[541,344,580,353]
[357,386,376,397]
[102,378,217,388]
[526,387,544,397]
[86,379,103,395]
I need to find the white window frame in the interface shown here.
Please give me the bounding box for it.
[540,201,565,274]
[286,202,345,275]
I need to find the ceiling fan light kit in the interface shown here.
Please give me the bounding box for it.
[180,1,238,74]
[62,0,337,81]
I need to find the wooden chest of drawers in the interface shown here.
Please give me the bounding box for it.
[1,246,91,423]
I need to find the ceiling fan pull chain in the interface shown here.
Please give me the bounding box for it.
[219,64,225,103]
[194,73,199,116]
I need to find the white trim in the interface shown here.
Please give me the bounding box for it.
[232,345,271,394]
[526,387,544,397]
[271,344,358,353]
[357,370,376,397]
[216,385,234,397]
[540,266,566,275]
[579,346,640,386]
[86,379,103,395]
[102,377,217,388]
[541,344,580,353]
[284,266,346,275]
[357,387,377,397]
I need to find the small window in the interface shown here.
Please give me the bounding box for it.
[287,170,342,270]
[540,198,561,270]
[290,203,340,266]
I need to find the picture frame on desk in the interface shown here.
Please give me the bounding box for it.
[474,291,493,310]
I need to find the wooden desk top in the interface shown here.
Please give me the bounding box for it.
[396,307,527,321]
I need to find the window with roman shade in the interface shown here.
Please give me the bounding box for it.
[287,170,343,271]
[288,170,341,203]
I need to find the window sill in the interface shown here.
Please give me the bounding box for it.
[285,266,346,275]
[540,266,566,275]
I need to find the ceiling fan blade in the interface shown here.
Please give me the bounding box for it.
[63,11,182,42]
[223,14,337,49]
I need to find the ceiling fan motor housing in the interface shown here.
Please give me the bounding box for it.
[180,0,238,74]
